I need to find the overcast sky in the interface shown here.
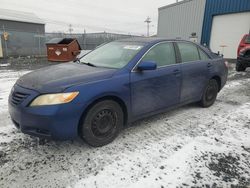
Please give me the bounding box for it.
[1,0,176,35]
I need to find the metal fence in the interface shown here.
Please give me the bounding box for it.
[0,29,137,58]
[45,32,136,50]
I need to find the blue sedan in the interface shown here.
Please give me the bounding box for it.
[8,38,228,146]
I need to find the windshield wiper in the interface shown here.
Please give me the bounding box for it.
[74,58,96,67]
[81,62,96,67]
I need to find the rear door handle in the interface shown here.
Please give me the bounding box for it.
[207,63,212,67]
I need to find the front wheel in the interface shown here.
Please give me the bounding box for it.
[200,79,219,108]
[80,100,124,147]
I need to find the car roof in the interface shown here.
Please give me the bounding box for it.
[116,37,215,58]
[116,37,187,44]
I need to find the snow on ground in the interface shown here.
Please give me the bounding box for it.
[0,70,30,111]
[0,66,249,188]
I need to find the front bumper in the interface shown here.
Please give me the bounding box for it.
[237,57,250,67]
[8,84,83,140]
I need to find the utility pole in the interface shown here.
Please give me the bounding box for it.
[68,24,73,35]
[83,29,86,50]
[144,17,152,37]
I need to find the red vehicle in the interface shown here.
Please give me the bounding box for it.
[236,34,250,71]
[237,34,250,56]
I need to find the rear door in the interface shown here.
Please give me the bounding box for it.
[176,42,210,103]
[130,42,181,117]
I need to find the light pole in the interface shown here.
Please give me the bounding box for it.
[144,17,152,37]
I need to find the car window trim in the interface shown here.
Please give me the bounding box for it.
[131,41,177,72]
[197,47,211,60]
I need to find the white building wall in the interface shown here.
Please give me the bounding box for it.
[157,0,206,43]
[210,12,250,59]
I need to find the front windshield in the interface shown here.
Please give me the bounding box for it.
[80,41,144,69]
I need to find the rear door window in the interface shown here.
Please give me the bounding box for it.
[198,48,210,60]
[177,42,200,63]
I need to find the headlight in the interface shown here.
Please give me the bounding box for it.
[30,92,79,106]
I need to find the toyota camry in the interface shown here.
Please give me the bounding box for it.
[9,38,228,147]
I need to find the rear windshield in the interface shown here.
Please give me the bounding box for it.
[245,35,250,44]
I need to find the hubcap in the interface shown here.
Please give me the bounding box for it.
[91,109,117,138]
[206,84,217,101]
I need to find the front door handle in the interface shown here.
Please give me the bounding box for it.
[173,69,181,76]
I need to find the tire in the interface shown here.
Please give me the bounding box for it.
[236,63,246,72]
[200,79,219,108]
[80,100,124,147]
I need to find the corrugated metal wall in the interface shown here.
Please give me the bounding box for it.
[0,20,46,57]
[157,0,206,42]
[201,0,250,45]
[0,20,45,33]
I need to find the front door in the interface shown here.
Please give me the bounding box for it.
[130,42,181,117]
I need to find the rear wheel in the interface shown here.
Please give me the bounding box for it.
[80,100,124,147]
[236,63,246,72]
[200,79,218,108]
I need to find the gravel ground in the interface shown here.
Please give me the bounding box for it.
[0,62,249,188]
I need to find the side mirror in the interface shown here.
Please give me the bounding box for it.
[72,50,81,56]
[137,61,157,71]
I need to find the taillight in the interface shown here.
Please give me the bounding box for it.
[224,60,229,68]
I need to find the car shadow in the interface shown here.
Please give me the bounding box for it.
[128,102,200,129]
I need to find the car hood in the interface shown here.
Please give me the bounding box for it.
[16,63,117,93]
